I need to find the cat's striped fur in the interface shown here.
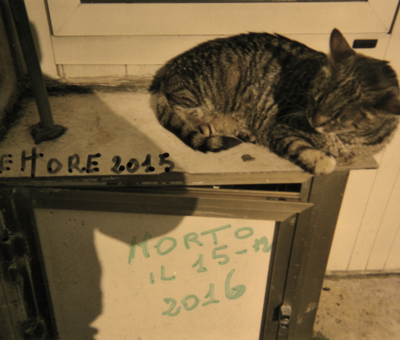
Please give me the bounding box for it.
[152,29,400,175]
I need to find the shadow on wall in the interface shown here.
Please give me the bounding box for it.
[1,87,194,339]
[36,95,191,339]
[0,1,23,141]
[0,7,195,338]
[0,0,65,144]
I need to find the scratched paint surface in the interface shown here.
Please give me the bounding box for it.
[34,209,275,340]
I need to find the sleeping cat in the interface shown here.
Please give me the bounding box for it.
[151,29,400,175]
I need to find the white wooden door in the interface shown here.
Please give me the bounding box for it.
[25,0,399,78]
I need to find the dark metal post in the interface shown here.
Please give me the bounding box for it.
[8,0,66,144]
[283,170,350,340]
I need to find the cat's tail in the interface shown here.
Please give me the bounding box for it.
[156,91,241,152]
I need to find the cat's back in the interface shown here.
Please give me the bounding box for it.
[167,32,324,72]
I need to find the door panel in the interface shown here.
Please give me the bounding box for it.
[47,0,397,36]
[51,33,391,66]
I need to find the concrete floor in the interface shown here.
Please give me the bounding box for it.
[1,89,399,339]
[313,275,400,340]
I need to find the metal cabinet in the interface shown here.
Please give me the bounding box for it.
[0,168,358,340]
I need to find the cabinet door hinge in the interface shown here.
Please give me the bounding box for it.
[1,233,28,284]
[1,232,48,339]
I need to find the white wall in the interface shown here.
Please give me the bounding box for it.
[327,15,400,273]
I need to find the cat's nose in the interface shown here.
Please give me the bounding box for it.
[312,114,330,127]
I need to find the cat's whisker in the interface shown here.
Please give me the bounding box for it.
[335,135,354,155]
[276,111,306,124]
[328,133,339,157]
[287,101,307,111]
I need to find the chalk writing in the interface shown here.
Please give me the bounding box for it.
[86,154,101,174]
[202,283,219,306]
[184,232,203,249]
[162,298,181,317]
[161,265,176,281]
[234,227,254,239]
[21,148,43,178]
[161,269,244,317]
[154,237,177,256]
[252,237,273,253]
[181,295,199,311]
[110,155,124,174]
[200,224,231,245]
[212,245,229,265]
[111,154,174,174]
[159,153,174,172]
[235,249,248,255]
[128,231,151,264]
[68,154,83,173]
[127,158,140,173]
[128,224,274,315]
[192,254,207,273]
[141,154,155,173]
[225,269,246,300]
[128,225,273,263]
[0,154,12,174]
[47,158,62,174]
[150,272,155,284]
[0,148,175,176]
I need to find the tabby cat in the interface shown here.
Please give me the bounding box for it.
[152,29,400,175]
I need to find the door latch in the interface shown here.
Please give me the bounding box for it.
[279,305,291,328]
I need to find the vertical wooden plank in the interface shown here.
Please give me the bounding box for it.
[326,169,377,272]
[347,131,400,271]
[367,169,400,270]
[24,0,58,78]
[347,14,400,271]
[368,0,400,30]
[45,0,80,35]
[385,223,400,271]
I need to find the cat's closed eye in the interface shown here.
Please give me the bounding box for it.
[339,108,377,130]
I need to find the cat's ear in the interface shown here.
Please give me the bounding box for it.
[383,96,400,115]
[330,29,355,64]
[374,94,400,115]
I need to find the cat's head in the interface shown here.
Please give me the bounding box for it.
[307,28,400,134]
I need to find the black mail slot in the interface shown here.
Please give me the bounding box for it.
[352,39,378,49]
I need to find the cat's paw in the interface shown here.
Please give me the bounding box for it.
[314,154,337,175]
[198,123,216,137]
[237,131,256,144]
[299,149,337,175]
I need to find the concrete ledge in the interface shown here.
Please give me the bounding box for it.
[46,76,152,92]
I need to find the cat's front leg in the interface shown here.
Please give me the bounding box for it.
[295,148,337,175]
[268,125,337,175]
